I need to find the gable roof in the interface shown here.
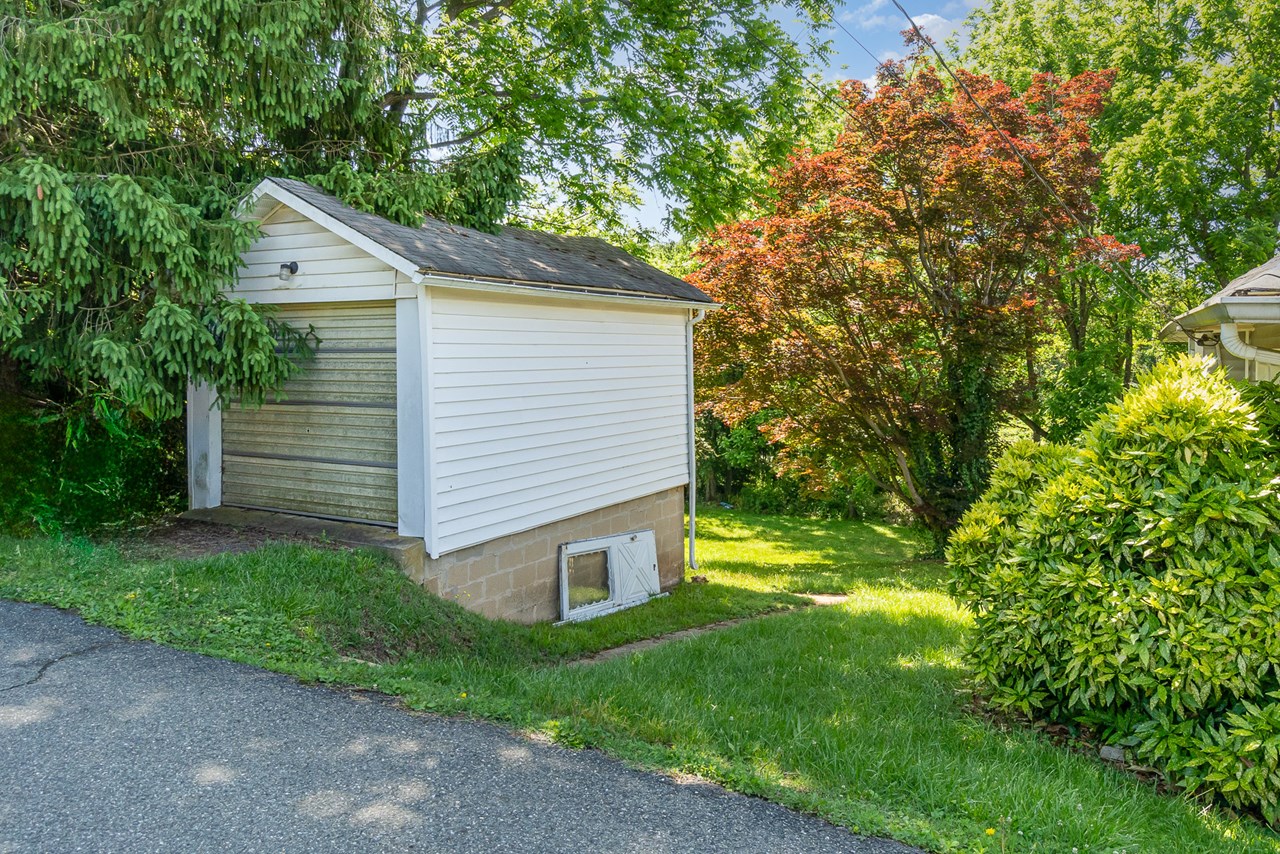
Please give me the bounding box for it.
[257,178,713,305]
[1163,253,1280,338]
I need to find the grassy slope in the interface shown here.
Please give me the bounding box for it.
[1,509,1277,853]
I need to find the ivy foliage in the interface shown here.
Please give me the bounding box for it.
[949,356,1280,825]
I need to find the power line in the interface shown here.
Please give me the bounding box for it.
[827,12,1148,304]
[726,12,882,138]
[885,0,1148,301]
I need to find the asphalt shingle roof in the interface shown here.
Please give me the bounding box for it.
[268,178,713,304]
[1221,254,1280,296]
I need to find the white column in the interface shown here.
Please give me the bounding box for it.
[420,287,440,557]
[187,381,221,509]
[396,287,428,538]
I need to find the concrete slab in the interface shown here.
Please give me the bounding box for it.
[182,507,426,578]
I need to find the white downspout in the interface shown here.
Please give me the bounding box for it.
[686,308,707,572]
[1220,322,1280,366]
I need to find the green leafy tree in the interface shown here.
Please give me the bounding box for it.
[2,0,834,421]
[963,0,1280,292]
[962,0,1279,439]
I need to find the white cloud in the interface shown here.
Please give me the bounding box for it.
[840,0,893,29]
[910,12,961,40]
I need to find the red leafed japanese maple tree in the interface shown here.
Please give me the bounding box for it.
[691,43,1137,543]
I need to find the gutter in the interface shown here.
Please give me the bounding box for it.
[417,271,719,311]
[1219,322,1280,366]
[686,308,707,572]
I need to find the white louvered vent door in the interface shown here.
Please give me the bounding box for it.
[221,302,398,525]
[613,531,661,606]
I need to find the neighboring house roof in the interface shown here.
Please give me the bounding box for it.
[1162,253,1280,340]
[260,178,714,305]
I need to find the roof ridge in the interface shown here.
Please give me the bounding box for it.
[260,178,713,305]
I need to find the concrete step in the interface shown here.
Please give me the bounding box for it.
[181,507,425,577]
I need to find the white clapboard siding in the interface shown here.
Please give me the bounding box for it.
[221,302,398,525]
[429,289,689,554]
[232,204,397,301]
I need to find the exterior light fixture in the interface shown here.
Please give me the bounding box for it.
[279,261,299,281]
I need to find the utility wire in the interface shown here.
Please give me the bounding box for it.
[727,13,882,139]
[828,12,1149,305]
[887,0,1090,235]
[729,6,1148,307]
[885,0,1148,300]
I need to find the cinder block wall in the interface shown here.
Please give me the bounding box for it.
[407,486,686,623]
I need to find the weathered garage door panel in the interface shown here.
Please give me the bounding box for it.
[269,354,398,403]
[221,302,397,525]
[221,457,397,521]
[222,406,396,465]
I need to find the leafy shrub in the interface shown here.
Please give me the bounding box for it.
[1037,348,1125,442]
[949,356,1280,825]
[696,411,885,519]
[1239,378,1280,444]
[0,393,184,534]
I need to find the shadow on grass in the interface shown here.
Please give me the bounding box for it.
[524,600,1275,854]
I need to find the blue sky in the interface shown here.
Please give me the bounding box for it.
[631,0,982,234]
[820,0,979,84]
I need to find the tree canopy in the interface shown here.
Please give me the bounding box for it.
[1,0,833,418]
[963,0,1280,291]
[692,46,1136,540]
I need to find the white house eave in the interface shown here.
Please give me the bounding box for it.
[1164,297,1280,338]
[418,271,720,311]
[239,179,425,284]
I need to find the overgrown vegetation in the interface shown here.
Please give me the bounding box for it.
[695,412,884,520]
[959,0,1278,448]
[0,392,183,534]
[950,356,1280,826]
[3,508,1276,851]
[1,0,840,426]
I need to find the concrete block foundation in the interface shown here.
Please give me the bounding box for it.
[185,486,686,625]
[408,487,687,623]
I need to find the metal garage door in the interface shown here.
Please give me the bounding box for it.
[221,302,398,525]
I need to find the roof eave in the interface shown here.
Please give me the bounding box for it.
[417,271,720,310]
[240,179,425,284]
[1166,296,1280,338]
[238,179,719,306]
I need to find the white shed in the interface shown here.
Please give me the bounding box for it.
[187,178,715,623]
[1161,254,1280,382]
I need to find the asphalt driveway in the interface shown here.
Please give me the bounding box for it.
[0,600,917,853]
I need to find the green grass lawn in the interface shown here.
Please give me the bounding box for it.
[2,507,1277,853]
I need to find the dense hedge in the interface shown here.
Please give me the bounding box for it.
[949,356,1280,825]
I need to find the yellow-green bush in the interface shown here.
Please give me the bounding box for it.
[949,356,1280,825]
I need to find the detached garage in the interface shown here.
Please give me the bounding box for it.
[187,178,715,624]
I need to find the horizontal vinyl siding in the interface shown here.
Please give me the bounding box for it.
[222,301,398,525]
[233,205,397,299]
[430,289,689,554]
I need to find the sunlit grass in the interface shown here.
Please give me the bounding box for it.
[2,508,1277,853]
